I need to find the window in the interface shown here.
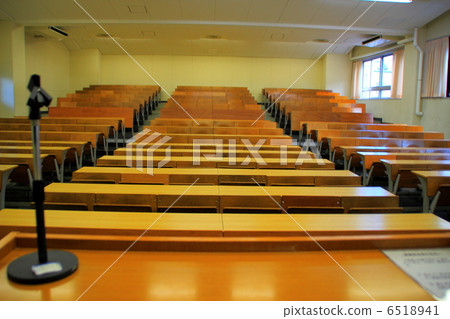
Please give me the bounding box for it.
[361,54,393,99]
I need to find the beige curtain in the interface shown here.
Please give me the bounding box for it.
[423,37,449,97]
[352,60,363,99]
[391,49,404,98]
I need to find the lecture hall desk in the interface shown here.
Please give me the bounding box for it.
[71,167,360,186]
[336,146,450,170]
[412,170,450,213]
[43,183,397,213]
[0,153,49,186]
[0,210,449,300]
[96,155,334,169]
[0,140,88,168]
[381,160,450,193]
[0,146,71,182]
[357,152,450,186]
[0,165,17,209]
[113,147,316,159]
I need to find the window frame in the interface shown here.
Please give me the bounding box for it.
[361,53,394,99]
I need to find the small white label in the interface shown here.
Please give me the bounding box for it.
[31,262,63,276]
[383,248,450,300]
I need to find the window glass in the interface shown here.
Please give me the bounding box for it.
[382,55,393,87]
[362,61,372,90]
[371,58,381,88]
[381,90,391,98]
[361,54,393,99]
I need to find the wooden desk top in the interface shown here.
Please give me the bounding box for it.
[2,209,448,238]
[0,153,47,160]
[0,146,70,163]
[127,142,302,150]
[97,155,333,168]
[222,213,450,236]
[337,146,450,159]
[217,168,356,177]
[219,185,394,198]
[0,209,223,237]
[74,166,357,178]
[44,183,394,198]
[358,153,450,169]
[0,242,435,300]
[412,170,450,178]
[45,183,220,196]
[0,140,86,153]
[358,152,450,157]
[0,154,48,172]
[0,164,18,173]
[381,160,450,166]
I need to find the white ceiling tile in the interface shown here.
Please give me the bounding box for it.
[214,0,252,22]
[278,0,324,24]
[179,0,215,21]
[246,0,289,23]
[144,0,182,20]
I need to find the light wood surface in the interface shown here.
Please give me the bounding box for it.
[114,147,315,159]
[1,228,448,300]
[0,153,48,174]
[0,139,85,155]
[72,167,360,186]
[412,170,450,195]
[0,209,223,237]
[412,170,450,213]
[97,155,334,169]
[335,146,450,170]
[358,152,450,170]
[222,213,450,236]
[0,242,434,301]
[381,160,450,193]
[125,142,302,150]
[357,152,450,186]
[0,146,69,165]
[2,209,448,238]
[43,183,397,213]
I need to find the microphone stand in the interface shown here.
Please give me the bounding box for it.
[7,74,78,285]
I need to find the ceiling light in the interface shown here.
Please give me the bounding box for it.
[48,26,68,37]
[128,5,147,13]
[361,0,412,3]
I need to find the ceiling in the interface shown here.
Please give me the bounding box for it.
[1,0,449,59]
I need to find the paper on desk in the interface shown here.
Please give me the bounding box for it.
[382,248,450,300]
[31,262,63,276]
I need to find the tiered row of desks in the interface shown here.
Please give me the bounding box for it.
[263,88,371,134]
[52,84,161,132]
[1,86,449,301]
[0,209,449,300]
[301,120,450,213]
[50,86,403,215]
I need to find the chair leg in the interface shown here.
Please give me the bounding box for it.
[393,174,401,194]
[429,191,441,214]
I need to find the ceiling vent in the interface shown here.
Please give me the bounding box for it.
[362,35,398,48]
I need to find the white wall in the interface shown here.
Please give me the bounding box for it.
[0,21,17,118]
[101,55,324,102]
[69,49,101,93]
[322,53,352,97]
[355,10,450,137]
[24,33,70,111]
